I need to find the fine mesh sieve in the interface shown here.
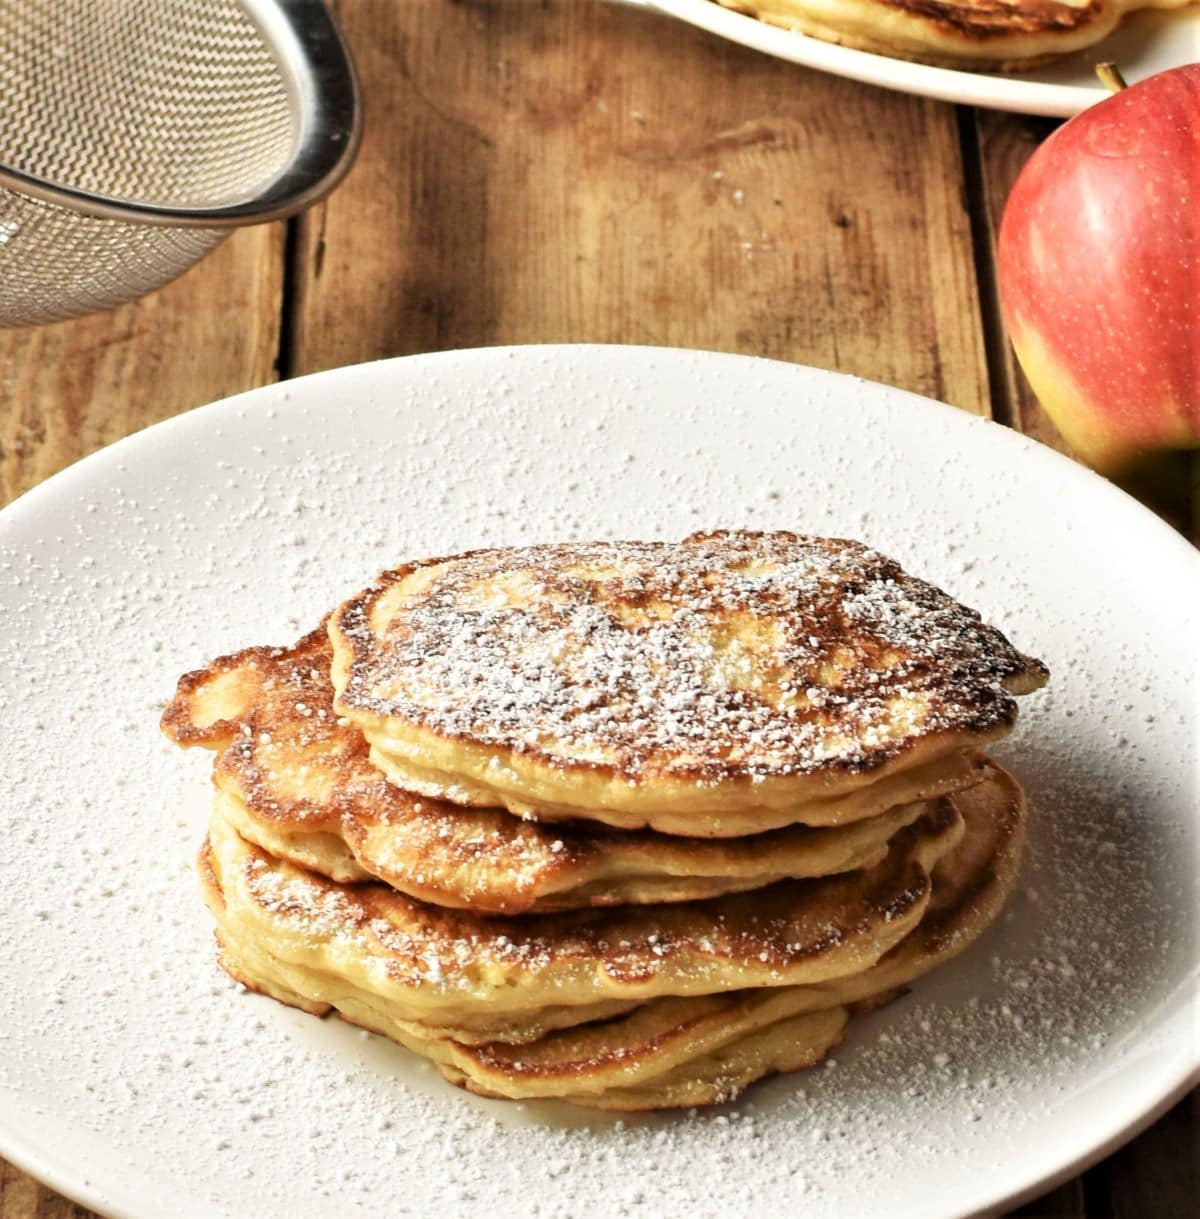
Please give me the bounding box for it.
[0,0,361,327]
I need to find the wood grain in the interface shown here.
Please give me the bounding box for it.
[0,224,285,507]
[1092,1094,1199,1219]
[968,107,1060,446]
[0,1159,93,1219]
[1011,1177,1086,1218]
[0,3,1194,1216]
[290,0,989,412]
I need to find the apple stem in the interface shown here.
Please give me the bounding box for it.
[1096,62,1129,93]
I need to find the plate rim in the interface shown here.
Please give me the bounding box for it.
[647,0,1137,117]
[5,345,1198,578]
[1,344,1196,1219]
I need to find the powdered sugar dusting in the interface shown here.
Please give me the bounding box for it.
[227,813,934,1002]
[0,348,1194,1219]
[336,532,1044,778]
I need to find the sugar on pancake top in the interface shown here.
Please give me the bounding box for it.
[331,531,1047,781]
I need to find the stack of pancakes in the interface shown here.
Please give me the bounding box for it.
[163,531,1047,1110]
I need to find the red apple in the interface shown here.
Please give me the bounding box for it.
[998,65,1200,475]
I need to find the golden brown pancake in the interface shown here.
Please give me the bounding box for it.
[328,531,1045,835]
[171,530,1043,1110]
[214,924,853,1108]
[714,0,1192,71]
[201,762,1024,1109]
[164,628,951,913]
[200,792,965,1041]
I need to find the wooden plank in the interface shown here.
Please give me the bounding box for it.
[290,0,990,413]
[967,108,1060,445]
[0,220,285,1215]
[1010,1177,1086,1217]
[0,224,285,507]
[1099,1093,1198,1219]
[0,1157,93,1219]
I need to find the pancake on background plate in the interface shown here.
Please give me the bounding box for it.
[713,0,1193,71]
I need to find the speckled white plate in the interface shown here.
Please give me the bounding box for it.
[646,1,1200,116]
[0,346,1196,1219]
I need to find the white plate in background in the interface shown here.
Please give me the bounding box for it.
[0,346,1195,1218]
[647,1,1200,115]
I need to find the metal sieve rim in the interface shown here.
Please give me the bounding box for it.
[0,0,362,229]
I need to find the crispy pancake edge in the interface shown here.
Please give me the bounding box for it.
[197,760,1025,1108]
[328,531,1046,831]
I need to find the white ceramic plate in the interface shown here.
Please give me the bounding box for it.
[0,346,1196,1219]
[646,0,1200,116]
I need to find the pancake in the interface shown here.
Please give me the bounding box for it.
[202,762,1024,1109]
[713,0,1193,71]
[200,792,965,1041]
[328,531,1045,835]
[216,924,854,1108]
[164,628,947,913]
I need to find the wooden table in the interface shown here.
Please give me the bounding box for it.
[0,3,1194,1215]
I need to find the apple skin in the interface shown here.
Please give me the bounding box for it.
[998,66,1200,475]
